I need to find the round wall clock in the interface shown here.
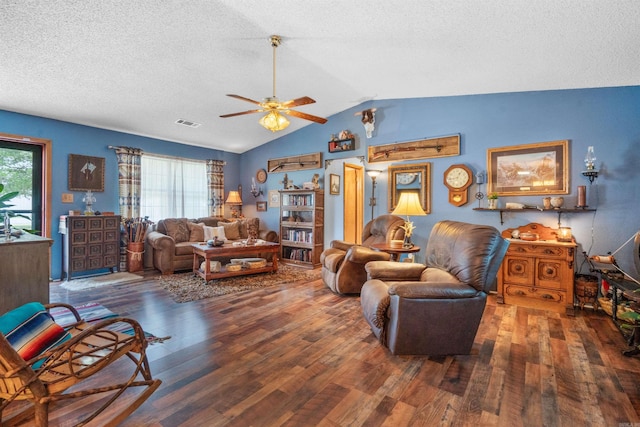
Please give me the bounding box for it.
[256,169,268,184]
[396,173,417,185]
[443,164,473,207]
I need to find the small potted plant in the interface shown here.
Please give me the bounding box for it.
[487,192,499,209]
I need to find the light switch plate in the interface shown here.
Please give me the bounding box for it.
[62,193,74,203]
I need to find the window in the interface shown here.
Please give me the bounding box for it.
[140,154,208,222]
[0,140,43,234]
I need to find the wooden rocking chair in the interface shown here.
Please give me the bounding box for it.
[0,302,161,426]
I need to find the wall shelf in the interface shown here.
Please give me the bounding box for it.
[473,207,596,225]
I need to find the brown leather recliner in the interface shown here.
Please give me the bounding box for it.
[320,214,405,294]
[360,220,509,356]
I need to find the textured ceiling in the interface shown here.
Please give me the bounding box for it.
[1,1,639,153]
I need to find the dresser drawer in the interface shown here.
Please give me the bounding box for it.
[503,283,568,305]
[507,243,569,259]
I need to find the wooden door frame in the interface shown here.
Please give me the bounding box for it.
[343,162,364,244]
[0,132,52,237]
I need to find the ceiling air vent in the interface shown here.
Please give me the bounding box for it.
[175,119,201,128]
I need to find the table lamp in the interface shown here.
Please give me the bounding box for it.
[225,190,243,218]
[392,191,427,247]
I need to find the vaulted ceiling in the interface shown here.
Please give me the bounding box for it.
[1,1,638,153]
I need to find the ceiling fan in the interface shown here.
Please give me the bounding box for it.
[220,35,327,132]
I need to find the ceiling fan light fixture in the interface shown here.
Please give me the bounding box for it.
[259,110,290,132]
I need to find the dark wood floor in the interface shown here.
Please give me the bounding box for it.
[8,270,640,426]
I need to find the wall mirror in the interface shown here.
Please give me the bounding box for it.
[388,162,431,213]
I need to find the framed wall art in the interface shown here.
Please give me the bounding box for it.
[68,154,105,192]
[256,201,267,212]
[487,140,569,196]
[329,174,340,195]
[268,190,280,208]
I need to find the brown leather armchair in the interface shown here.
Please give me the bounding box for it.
[320,214,405,294]
[360,220,509,356]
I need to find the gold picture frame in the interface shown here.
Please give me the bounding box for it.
[68,154,105,192]
[388,163,431,213]
[487,140,569,196]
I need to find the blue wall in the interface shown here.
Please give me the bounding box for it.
[0,110,239,279]
[241,86,640,276]
[2,85,639,280]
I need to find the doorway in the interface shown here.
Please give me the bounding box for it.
[343,162,364,244]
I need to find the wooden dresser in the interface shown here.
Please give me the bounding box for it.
[497,223,576,315]
[61,215,121,280]
[0,232,53,314]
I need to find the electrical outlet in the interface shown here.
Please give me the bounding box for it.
[61,193,74,203]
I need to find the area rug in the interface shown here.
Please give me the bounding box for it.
[158,264,321,303]
[60,272,145,291]
[49,302,170,344]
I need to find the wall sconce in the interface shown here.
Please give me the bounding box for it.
[366,169,382,221]
[250,177,263,198]
[581,146,599,183]
[225,190,243,218]
[557,227,573,242]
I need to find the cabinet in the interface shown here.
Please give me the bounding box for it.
[0,233,53,314]
[61,215,121,280]
[279,189,324,268]
[497,223,576,315]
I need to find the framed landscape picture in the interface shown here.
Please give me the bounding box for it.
[68,154,105,191]
[487,140,569,196]
[256,201,267,212]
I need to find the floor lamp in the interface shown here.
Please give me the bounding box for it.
[366,169,382,221]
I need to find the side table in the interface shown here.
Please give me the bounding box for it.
[370,243,420,262]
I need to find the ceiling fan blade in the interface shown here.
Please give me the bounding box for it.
[220,109,263,118]
[284,109,328,124]
[226,94,263,105]
[282,96,316,108]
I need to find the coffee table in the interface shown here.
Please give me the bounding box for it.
[191,242,280,282]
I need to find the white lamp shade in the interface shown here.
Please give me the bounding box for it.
[392,191,427,216]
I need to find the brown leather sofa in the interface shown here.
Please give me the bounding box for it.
[320,214,405,294]
[360,220,509,356]
[146,217,278,274]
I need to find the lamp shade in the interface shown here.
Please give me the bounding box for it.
[225,191,242,205]
[366,169,382,179]
[392,192,427,217]
[259,111,290,132]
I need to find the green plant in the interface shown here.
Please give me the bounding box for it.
[0,183,29,221]
[488,192,499,200]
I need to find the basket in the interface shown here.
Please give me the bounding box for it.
[230,257,267,269]
[226,263,243,272]
[575,274,599,309]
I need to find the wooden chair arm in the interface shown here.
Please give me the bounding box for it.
[44,302,83,326]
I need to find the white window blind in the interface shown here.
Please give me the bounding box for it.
[141,154,208,222]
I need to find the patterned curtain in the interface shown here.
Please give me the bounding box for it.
[114,147,143,218]
[113,147,142,271]
[207,160,225,217]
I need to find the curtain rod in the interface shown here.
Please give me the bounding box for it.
[108,146,226,165]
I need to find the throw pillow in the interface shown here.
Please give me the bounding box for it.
[203,225,227,241]
[188,222,205,242]
[0,302,71,367]
[163,218,190,243]
[221,221,241,240]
